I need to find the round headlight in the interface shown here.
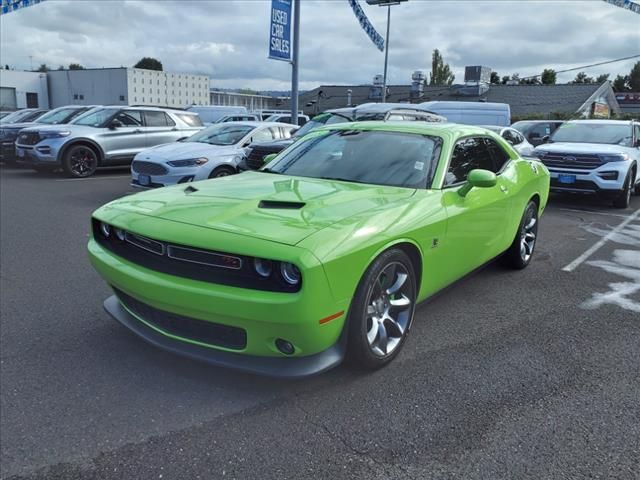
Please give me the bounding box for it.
[254,258,273,277]
[280,262,301,285]
[114,228,126,241]
[100,222,111,238]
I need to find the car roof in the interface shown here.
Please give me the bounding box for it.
[512,120,564,123]
[321,120,498,138]
[207,121,297,128]
[565,119,632,125]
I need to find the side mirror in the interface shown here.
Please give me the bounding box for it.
[458,169,497,197]
[109,119,123,130]
[262,153,278,166]
[541,135,550,144]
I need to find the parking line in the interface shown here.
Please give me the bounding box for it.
[55,175,130,182]
[556,207,631,219]
[562,209,640,272]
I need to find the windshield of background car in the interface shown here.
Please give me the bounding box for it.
[293,113,350,137]
[267,129,442,189]
[38,108,82,125]
[0,111,29,123]
[551,123,632,146]
[72,108,120,127]
[186,124,254,146]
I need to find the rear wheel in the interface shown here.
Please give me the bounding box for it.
[208,165,235,179]
[612,171,632,209]
[502,201,538,270]
[347,248,417,370]
[63,145,99,178]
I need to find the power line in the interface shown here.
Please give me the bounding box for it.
[520,54,640,80]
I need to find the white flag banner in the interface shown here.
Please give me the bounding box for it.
[1,0,45,15]
[348,0,385,52]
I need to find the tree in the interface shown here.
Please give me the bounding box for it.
[134,57,163,71]
[501,75,510,85]
[36,64,49,72]
[490,71,500,84]
[572,72,594,84]
[612,74,629,92]
[68,63,84,70]
[628,61,640,91]
[595,73,610,83]
[429,49,455,86]
[541,68,556,85]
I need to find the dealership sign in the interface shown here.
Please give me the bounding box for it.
[348,0,385,52]
[269,0,292,62]
[1,0,44,15]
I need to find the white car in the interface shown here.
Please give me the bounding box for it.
[481,125,534,157]
[533,120,640,208]
[131,121,298,188]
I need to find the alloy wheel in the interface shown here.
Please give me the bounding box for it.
[69,147,97,177]
[520,208,537,263]
[365,262,413,357]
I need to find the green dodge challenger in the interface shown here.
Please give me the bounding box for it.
[88,122,550,377]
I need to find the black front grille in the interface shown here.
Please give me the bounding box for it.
[113,287,247,350]
[17,132,41,146]
[540,153,602,170]
[246,145,286,170]
[92,220,301,293]
[132,160,168,175]
[550,178,600,192]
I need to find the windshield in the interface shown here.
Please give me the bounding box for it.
[186,123,254,146]
[38,108,83,125]
[550,123,632,146]
[1,109,42,123]
[72,108,120,127]
[266,129,442,189]
[293,113,350,137]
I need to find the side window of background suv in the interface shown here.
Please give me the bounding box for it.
[444,137,494,186]
[483,138,511,173]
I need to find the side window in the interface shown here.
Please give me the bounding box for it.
[164,113,176,127]
[501,129,518,145]
[529,123,550,139]
[251,128,276,143]
[116,110,143,126]
[386,114,405,121]
[514,131,525,144]
[144,111,170,127]
[634,125,640,145]
[484,138,511,173]
[444,137,493,186]
[280,127,294,139]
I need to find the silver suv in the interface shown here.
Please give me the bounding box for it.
[15,106,203,177]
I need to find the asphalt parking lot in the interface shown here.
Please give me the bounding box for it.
[1,165,639,480]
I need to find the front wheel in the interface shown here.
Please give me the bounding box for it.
[502,200,539,270]
[612,171,632,209]
[208,165,236,179]
[347,248,417,370]
[63,145,99,178]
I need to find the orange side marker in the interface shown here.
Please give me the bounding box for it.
[318,311,345,325]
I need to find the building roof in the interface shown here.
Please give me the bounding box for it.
[296,82,616,118]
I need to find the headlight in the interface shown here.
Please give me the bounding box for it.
[167,157,208,167]
[0,129,18,140]
[280,262,301,285]
[254,258,273,277]
[99,222,111,238]
[40,131,71,139]
[600,153,629,163]
[531,150,546,159]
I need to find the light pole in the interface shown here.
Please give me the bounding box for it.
[366,0,408,103]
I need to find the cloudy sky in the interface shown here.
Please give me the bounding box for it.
[1,0,638,91]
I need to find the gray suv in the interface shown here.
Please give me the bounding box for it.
[15,106,203,177]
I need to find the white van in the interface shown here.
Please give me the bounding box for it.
[419,101,511,127]
[187,106,249,125]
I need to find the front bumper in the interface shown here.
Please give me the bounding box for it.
[88,232,349,376]
[131,168,198,189]
[15,141,63,166]
[546,162,630,195]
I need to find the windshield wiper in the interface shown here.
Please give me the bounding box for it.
[260,168,281,174]
[318,176,366,184]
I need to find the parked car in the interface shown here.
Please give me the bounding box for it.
[240,103,447,170]
[187,106,249,125]
[511,120,564,146]
[131,121,297,188]
[215,114,261,123]
[480,125,534,157]
[15,106,203,177]
[89,122,550,377]
[1,105,96,163]
[264,113,310,126]
[0,108,48,124]
[419,101,511,126]
[0,111,13,120]
[254,109,304,121]
[532,120,639,208]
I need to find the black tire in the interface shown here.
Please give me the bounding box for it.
[502,200,539,270]
[62,144,99,178]
[208,165,236,179]
[347,248,417,370]
[612,171,632,209]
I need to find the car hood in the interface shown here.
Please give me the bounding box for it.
[20,124,97,135]
[137,142,241,161]
[106,171,415,246]
[534,142,630,155]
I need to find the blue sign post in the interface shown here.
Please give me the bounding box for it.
[269,0,292,62]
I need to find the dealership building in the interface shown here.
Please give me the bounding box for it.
[0,67,210,110]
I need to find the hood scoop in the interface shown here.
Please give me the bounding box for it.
[258,200,305,210]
